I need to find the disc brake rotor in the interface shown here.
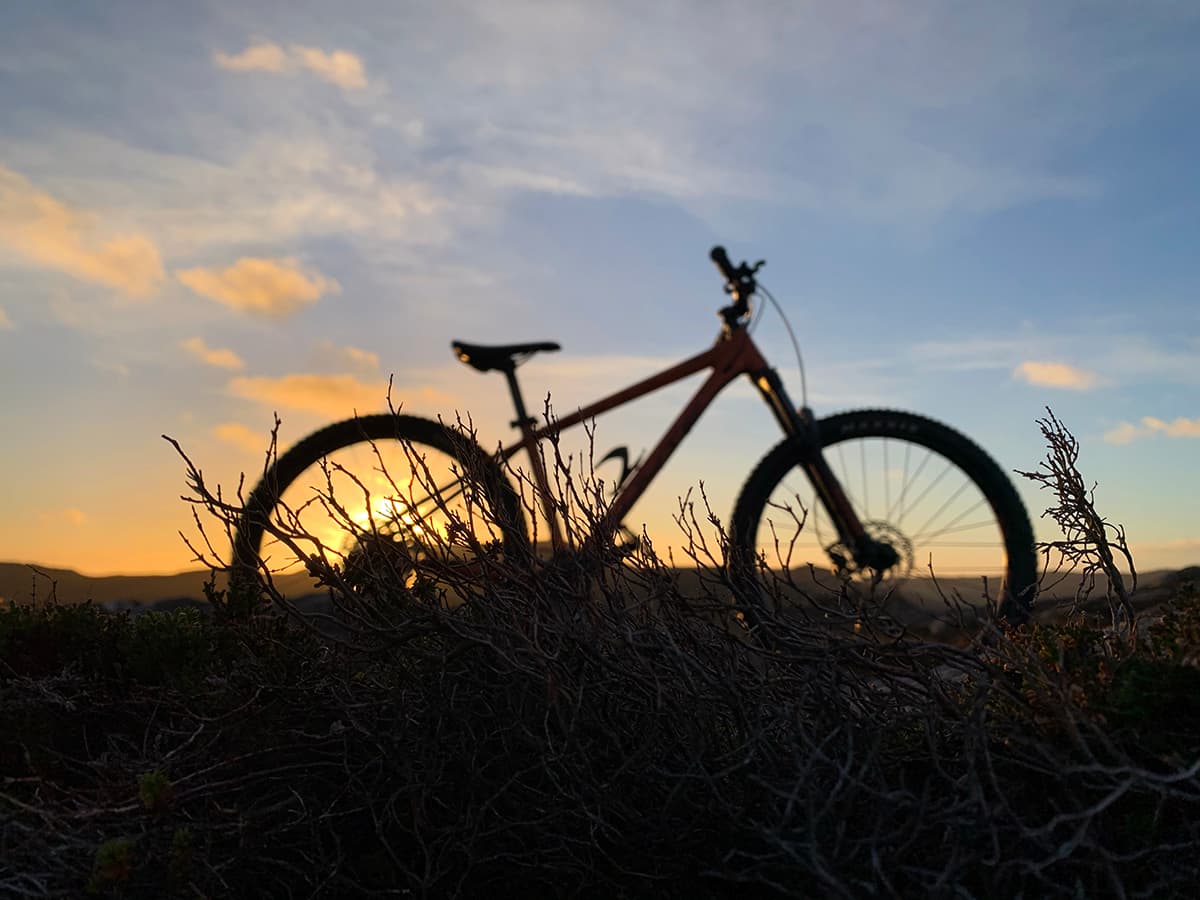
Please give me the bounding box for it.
[825,520,915,580]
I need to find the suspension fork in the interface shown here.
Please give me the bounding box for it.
[749,368,884,565]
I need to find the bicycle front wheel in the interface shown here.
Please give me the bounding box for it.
[730,410,1037,626]
[232,414,528,607]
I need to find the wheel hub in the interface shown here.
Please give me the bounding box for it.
[825,520,915,580]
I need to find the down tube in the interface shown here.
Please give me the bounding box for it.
[600,362,743,534]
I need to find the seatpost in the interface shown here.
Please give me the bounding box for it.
[502,365,535,430]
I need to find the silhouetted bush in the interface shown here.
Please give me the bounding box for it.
[2,414,1197,898]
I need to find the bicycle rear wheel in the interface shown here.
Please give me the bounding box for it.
[232,414,528,609]
[730,410,1037,627]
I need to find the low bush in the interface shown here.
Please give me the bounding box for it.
[1,413,1196,898]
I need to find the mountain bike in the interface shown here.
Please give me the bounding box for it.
[232,247,1037,625]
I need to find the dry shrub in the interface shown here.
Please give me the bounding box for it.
[2,413,1198,898]
[1017,407,1138,631]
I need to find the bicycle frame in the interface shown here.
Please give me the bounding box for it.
[496,325,868,555]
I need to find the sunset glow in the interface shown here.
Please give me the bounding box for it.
[1,2,1198,578]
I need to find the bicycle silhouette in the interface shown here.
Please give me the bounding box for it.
[233,247,1036,626]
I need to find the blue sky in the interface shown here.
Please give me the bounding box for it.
[1,0,1197,575]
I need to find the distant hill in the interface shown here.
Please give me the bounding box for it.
[0,563,221,607]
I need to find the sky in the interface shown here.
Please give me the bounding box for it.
[1,0,1198,577]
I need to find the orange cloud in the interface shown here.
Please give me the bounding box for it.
[176,257,338,318]
[181,336,244,370]
[229,373,389,417]
[342,345,380,371]
[1103,422,1143,445]
[1143,416,1200,438]
[1105,415,1200,444]
[213,42,289,72]
[1012,360,1100,391]
[291,46,368,90]
[0,307,11,330]
[214,422,268,453]
[415,386,460,408]
[317,341,380,373]
[213,42,368,90]
[0,165,165,298]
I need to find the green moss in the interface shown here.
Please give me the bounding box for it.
[137,770,175,814]
[87,837,136,895]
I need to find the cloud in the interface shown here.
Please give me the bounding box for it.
[1103,422,1144,445]
[176,257,338,318]
[1105,416,1200,444]
[291,46,368,91]
[214,422,267,453]
[413,386,460,409]
[213,42,368,90]
[1013,361,1101,391]
[1107,339,1200,386]
[336,345,376,374]
[0,165,164,298]
[0,307,11,330]
[181,336,244,370]
[0,131,451,260]
[229,373,389,417]
[213,42,288,73]
[1143,416,1200,438]
[458,163,593,197]
[314,340,381,373]
[330,2,1118,225]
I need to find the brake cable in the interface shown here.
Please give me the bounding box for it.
[749,282,809,410]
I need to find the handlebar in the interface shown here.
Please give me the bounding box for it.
[709,245,765,329]
[710,245,738,284]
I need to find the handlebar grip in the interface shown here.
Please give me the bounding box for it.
[710,245,737,282]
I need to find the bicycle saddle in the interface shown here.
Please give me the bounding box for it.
[452,340,561,373]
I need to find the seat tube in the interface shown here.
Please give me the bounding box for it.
[503,366,564,547]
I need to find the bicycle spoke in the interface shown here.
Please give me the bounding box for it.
[910,476,976,539]
[860,437,869,520]
[911,497,992,543]
[883,438,891,523]
[888,443,931,523]
[893,457,953,525]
